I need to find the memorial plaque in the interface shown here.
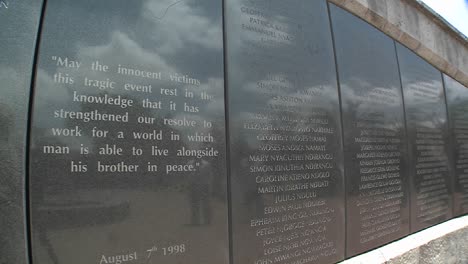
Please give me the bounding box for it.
[29,1,228,263]
[329,4,409,256]
[226,1,345,263]
[396,44,453,232]
[0,1,43,264]
[443,74,467,216]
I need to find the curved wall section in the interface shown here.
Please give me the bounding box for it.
[329,3,410,257]
[396,43,453,232]
[0,0,466,264]
[226,0,345,263]
[445,74,468,217]
[28,0,228,263]
[0,1,43,264]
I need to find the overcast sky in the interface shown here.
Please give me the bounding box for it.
[421,0,468,38]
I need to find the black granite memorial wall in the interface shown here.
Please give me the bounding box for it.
[0,1,43,264]
[329,4,410,257]
[396,43,453,232]
[28,0,228,263]
[444,74,468,216]
[226,0,345,263]
[0,1,467,264]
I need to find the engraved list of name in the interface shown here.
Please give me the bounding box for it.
[350,91,406,244]
[330,5,410,254]
[397,44,452,230]
[404,77,452,228]
[228,1,344,263]
[445,75,468,215]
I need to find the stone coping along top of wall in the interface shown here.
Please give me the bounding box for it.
[328,0,468,88]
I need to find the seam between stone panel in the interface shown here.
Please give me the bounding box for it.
[221,0,233,263]
[25,0,48,263]
[326,1,348,259]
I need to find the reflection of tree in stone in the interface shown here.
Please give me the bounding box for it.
[0,103,20,264]
[30,126,70,200]
[188,146,213,225]
[230,119,260,212]
[209,121,227,200]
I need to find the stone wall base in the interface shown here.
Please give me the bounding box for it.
[340,215,468,264]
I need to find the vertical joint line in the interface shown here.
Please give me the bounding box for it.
[25,1,49,263]
[326,1,348,257]
[221,1,234,263]
[393,41,412,232]
[440,73,456,216]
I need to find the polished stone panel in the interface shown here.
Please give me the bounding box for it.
[29,1,228,263]
[397,43,453,232]
[330,4,410,257]
[0,1,43,264]
[226,0,345,263]
[444,74,468,216]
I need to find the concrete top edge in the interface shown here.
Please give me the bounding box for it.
[412,0,468,43]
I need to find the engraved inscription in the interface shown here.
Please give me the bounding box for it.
[451,99,468,212]
[29,1,227,263]
[0,1,8,9]
[444,75,468,215]
[330,5,409,255]
[397,44,452,230]
[228,1,344,263]
[44,55,218,176]
[350,93,405,244]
